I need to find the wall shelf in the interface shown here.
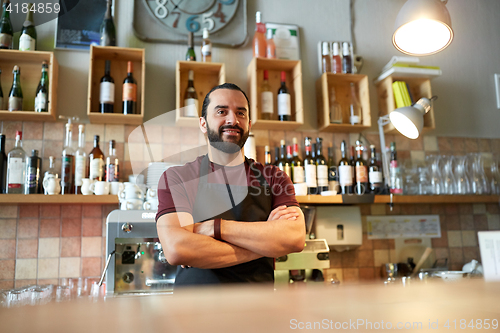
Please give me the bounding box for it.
[296,195,500,205]
[0,194,119,205]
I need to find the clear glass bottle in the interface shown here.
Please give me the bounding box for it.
[331,42,342,74]
[60,121,75,195]
[321,42,331,73]
[74,124,86,194]
[6,131,26,193]
[252,11,266,58]
[106,140,119,182]
[201,28,212,62]
[349,82,362,125]
[43,156,59,194]
[389,142,403,195]
[183,70,198,117]
[329,87,342,124]
[266,28,276,59]
[260,70,273,120]
[342,42,352,74]
[264,145,272,165]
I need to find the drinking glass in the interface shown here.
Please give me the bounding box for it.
[426,155,444,195]
[418,166,431,195]
[441,155,457,194]
[402,161,418,195]
[490,156,500,195]
[56,285,71,302]
[469,153,490,195]
[454,155,471,194]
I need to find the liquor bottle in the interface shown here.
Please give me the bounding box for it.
[0,0,13,49]
[100,0,116,46]
[252,11,266,58]
[338,140,353,195]
[273,147,279,166]
[122,61,137,115]
[43,156,58,194]
[100,60,114,113]
[264,145,272,165]
[316,138,328,194]
[201,28,212,62]
[327,147,339,192]
[331,42,342,73]
[291,137,304,184]
[183,70,198,117]
[368,145,383,194]
[277,71,291,121]
[321,42,331,73]
[74,124,86,194]
[277,140,291,179]
[25,149,41,194]
[349,82,362,125]
[390,142,403,194]
[0,134,6,193]
[19,4,36,51]
[354,141,368,195]
[286,145,293,176]
[260,70,273,120]
[88,135,105,181]
[60,121,74,195]
[329,87,342,124]
[0,69,3,109]
[186,32,196,61]
[34,61,49,112]
[6,131,26,193]
[8,65,22,111]
[304,137,317,195]
[266,28,276,59]
[342,42,352,74]
[106,140,119,182]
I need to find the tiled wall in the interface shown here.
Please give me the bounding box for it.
[1,120,500,288]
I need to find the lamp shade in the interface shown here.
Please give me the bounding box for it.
[393,0,453,56]
[389,97,431,139]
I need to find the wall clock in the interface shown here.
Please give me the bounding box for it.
[133,0,247,47]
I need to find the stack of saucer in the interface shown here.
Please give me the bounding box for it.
[146,162,178,188]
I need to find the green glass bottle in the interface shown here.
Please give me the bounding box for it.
[0,0,13,49]
[100,0,116,46]
[35,61,49,112]
[186,32,196,61]
[0,69,3,109]
[8,65,22,111]
[19,3,37,51]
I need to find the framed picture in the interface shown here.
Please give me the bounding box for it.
[265,22,300,60]
[55,0,111,50]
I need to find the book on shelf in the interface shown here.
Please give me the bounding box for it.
[376,56,442,83]
[392,81,412,109]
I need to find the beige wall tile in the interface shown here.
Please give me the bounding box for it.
[81,237,102,257]
[0,205,18,218]
[39,238,60,258]
[124,143,144,162]
[104,124,125,143]
[373,249,390,267]
[423,136,438,152]
[487,215,500,230]
[447,230,463,247]
[15,259,37,279]
[410,151,425,164]
[473,204,486,215]
[389,249,397,263]
[59,258,80,278]
[323,268,343,283]
[143,143,163,163]
[461,231,478,247]
[0,219,17,239]
[85,124,105,143]
[370,204,386,215]
[38,258,59,279]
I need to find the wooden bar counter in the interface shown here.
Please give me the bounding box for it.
[1,279,499,332]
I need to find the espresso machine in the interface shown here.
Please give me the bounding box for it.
[104,210,177,296]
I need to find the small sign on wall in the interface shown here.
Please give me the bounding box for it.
[367,215,441,239]
[478,231,500,282]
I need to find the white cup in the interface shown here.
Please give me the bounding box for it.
[293,183,307,196]
[81,178,93,195]
[146,188,157,200]
[121,199,143,210]
[89,181,110,195]
[129,174,145,185]
[110,182,124,195]
[143,199,159,211]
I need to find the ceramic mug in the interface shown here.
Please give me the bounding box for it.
[118,182,144,201]
[146,188,157,200]
[143,199,159,211]
[128,174,145,185]
[110,182,124,195]
[89,181,110,195]
[43,176,61,195]
[81,178,93,195]
[120,199,143,210]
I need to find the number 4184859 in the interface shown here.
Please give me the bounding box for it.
[443,319,498,329]
[6,2,61,14]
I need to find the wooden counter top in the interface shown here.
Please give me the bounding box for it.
[1,280,499,332]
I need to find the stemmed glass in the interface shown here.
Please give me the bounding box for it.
[441,155,457,194]
[469,153,490,195]
[426,155,444,195]
[454,155,471,194]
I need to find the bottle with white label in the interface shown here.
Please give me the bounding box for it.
[35,61,48,112]
[100,60,114,113]
[201,27,212,62]
[19,4,37,51]
[291,137,304,184]
[338,140,353,194]
[304,137,317,195]
[349,82,362,125]
[260,70,274,120]
[368,145,383,194]
[88,135,105,181]
[183,70,198,117]
[74,124,86,194]
[316,137,329,194]
[106,140,119,182]
[6,131,26,193]
[277,71,291,121]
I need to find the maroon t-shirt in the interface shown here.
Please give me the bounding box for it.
[155,156,298,222]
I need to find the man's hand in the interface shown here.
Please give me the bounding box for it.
[267,205,300,221]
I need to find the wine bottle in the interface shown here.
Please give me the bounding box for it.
[8,65,22,111]
[6,131,26,194]
[88,135,105,181]
[277,140,291,179]
[331,42,342,74]
[260,70,273,120]
[291,137,304,184]
[342,42,352,74]
[252,11,266,58]
[266,28,276,59]
[338,140,353,194]
[368,145,383,194]
[316,138,328,194]
[264,145,272,165]
[201,28,212,62]
[350,145,356,188]
[0,134,6,193]
[0,0,13,49]
[100,60,114,113]
[106,140,119,182]
[183,70,198,117]
[122,61,137,115]
[277,71,291,121]
[0,69,3,109]
[100,0,116,46]
[327,147,339,192]
[186,31,196,61]
[274,147,279,166]
[19,4,36,51]
[60,121,75,195]
[25,149,41,194]
[34,61,49,112]
[354,140,368,195]
[321,42,331,73]
[390,142,403,194]
[74,124,86,194]
[349,82,362,125]
[304,137,317,195]
[43,156,58,194]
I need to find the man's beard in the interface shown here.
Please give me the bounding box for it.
[206,122,249,154]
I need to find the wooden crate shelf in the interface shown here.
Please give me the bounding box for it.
[0,194,119,205]
[175,61,225,127]
[247,58,303,130]
[316,72,371,132]
[375,74,435,134]
[0,50,58,121]
[296,195,500,205]
[87,46,145,125]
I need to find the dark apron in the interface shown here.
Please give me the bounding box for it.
[174,155,274,287]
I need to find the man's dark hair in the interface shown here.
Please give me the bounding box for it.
[201,83,250,120]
